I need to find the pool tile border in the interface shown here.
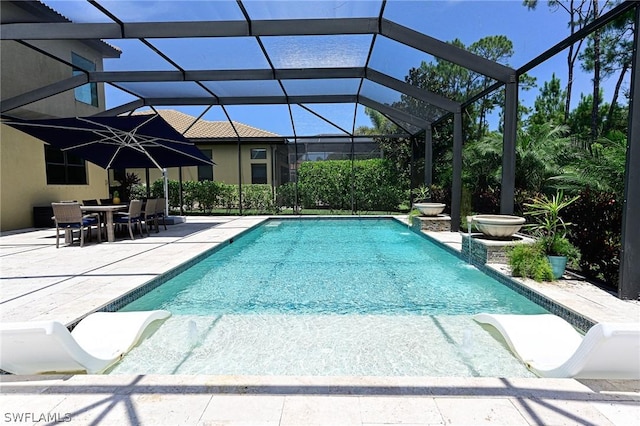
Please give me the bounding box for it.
[403,219,596,332]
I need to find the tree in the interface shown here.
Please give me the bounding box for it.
[523,0,593,123]
[405,36,518,142]
[568,92,607,147]
[580,7,634,135]
[463,122,573,194]
[527,73,567,129]
[358,108,413,185]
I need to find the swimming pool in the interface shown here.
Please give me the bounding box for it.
[111,218,547,376]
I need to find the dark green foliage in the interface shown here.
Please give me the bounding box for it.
[296,159,407,212]
[150,179,181,208]
[129,184,147,200]
[563,188,622,288]
[542,235,579,259]
[194,180,223,213]
[528,73,566,128]
[181,181,200,211]
[275,182,297,208]
[241,184,275,212]
[149,180,275,214]
[121,172,141,202]
[507,243,555,282]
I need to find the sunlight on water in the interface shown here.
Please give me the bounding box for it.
[115,218,546,376]
[121,219,546,316]
[110,314,536,377]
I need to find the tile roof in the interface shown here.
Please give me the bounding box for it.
[133,109,282,140]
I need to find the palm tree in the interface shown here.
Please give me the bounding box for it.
[463,123,573,194]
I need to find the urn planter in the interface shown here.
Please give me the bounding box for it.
[414,203,446,217]
[472,215,525,239]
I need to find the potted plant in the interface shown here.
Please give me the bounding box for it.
[112,190,121,204]
[524,190,580,279]
[412,184,445,216]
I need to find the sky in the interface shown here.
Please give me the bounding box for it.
[43,0,628,137]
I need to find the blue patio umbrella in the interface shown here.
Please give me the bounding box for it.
[3,114,214,170]
[4,114,215,216]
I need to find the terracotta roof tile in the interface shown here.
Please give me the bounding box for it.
[133,109,281,139]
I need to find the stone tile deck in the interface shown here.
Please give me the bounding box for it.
[1,215,638,425]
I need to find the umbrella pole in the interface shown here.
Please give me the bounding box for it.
[107,169,111,197]
[145,168,150,198]
[163,168,168,216]
[179,167,184,216]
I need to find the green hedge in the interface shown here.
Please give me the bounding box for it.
[148,180,275,214]
[144,159,407,214]
[296,159,407,211]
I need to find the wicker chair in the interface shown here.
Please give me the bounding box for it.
[114,200,144,240]
[155,197,167,231]
[51,202,101,248]
[141,198,157,235]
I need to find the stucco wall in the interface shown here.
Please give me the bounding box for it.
[0,125,109,230]
[1,40,107,118]
[1,22,114,230]
[127,143,286,188]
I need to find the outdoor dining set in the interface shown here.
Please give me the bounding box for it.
[50,198,167,248]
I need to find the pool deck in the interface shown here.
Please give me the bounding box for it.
[1,215,639,425]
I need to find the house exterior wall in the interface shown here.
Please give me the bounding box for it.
[127,143,289,188]
[1,126,110,230]
[0,3,115,231]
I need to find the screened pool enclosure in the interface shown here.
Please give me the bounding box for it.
[1,0,638,298]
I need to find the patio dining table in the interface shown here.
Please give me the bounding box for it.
[81,204,127,242]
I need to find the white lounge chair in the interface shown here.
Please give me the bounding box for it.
[473,313,640,379]
[0,310,171,374]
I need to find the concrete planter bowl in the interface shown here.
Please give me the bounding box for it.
[414,203,446,216]
[472,215,526,239]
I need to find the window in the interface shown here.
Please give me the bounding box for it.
[198,149,213,181]
[251,148,267,160]
[251,164,267,184]
[72,53,98,107]
[45,145,87,184]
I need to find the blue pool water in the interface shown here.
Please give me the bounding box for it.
[121,218,546,316]
[112,218,546,376]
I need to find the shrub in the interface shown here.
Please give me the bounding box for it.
[507,243,554,282]
[194,180,223,213]
[297,158,407,211]
[129,183,147,200]
[276,182,297,208]
[563,187,622,287]
[241,184,275,213]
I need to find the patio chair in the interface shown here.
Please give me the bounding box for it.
[99,198,113,205]
[155,197,167,231]
[0,310,171,374]
[114,199,144,240]
[473,313,640,379]
[82,199,105,236]
[141,198,158,235]
[51,202,101,248]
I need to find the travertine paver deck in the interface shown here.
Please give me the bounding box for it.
[1,215,639,425]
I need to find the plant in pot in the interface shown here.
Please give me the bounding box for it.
[523,190,580,279]
[112,190,121,204]
[412,184,445,217]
